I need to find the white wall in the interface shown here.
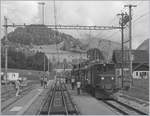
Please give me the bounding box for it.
[116,68,149,79]
[133,71,149,79]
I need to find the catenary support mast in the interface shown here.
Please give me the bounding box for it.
[4,16,8,84]
[124,4,137,86]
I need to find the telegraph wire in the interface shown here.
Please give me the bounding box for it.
[94,15,118,38]
[132,11,150,24]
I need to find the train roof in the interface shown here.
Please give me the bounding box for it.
[86,62,114,68]
[55,68,72,72]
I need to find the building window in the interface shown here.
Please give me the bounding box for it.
[140,72,147,79]
[136,72,138,76]
[143,72,146,76]
[146,72,149,76]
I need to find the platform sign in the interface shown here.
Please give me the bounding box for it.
[1,72,19,81]
[7,73,19,81]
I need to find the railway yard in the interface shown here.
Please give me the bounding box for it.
[1,1,150,115]
[1,78,149,115]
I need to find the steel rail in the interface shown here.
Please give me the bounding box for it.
[48,83,56,115]
[63,83,80,115]
[103,100,129,115]
[103,100,147,115]
[115,100,147,115]
[37,87,52,115]
[1,85,34,112]
[61,90,69,115]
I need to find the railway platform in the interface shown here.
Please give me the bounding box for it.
[2,81,148,115]
[1,80,54,115]
[67,84,118,115]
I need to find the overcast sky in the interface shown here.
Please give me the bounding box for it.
[1,0,150,49]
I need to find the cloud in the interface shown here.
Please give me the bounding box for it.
[1,1,150,49]
[1,1,39,24]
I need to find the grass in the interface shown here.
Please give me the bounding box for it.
[123,78,149,101]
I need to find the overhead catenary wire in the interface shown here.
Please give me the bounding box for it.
[132,11,150,24]
[120,5,149,46]
[92,15,121,57]
[94,15,118,38]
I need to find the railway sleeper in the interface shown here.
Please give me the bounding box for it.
[49,107,78,115]
[39,90,53,114]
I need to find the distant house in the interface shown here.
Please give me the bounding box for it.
[112,50,149,79]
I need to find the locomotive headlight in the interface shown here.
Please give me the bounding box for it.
[112,77,114,80]
[101,77,104,80]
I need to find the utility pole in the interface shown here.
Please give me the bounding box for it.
[44,53,45,72]
[48,57,50,73]
[39,2,46,72]
[38,2,45,24]
[124,4,137,87]
[117,12,125,89]
[4,16,8,84]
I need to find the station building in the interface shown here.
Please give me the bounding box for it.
[112,50,149,79]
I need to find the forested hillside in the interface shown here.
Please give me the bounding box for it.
[1,48,52,71]
[1,24,83,46]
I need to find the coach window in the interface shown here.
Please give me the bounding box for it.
[136,72,138,76]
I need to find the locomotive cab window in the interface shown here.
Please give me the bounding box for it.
[96,65,102,73]
[103,64,106,72]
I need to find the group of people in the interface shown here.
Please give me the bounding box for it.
[40,72,48,88]
[71,77,81,95]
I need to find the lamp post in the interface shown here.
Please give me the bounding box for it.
[38,2,45,24]
[40,47,46,72]
[4,16,8,85]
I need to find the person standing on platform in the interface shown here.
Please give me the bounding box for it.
[44,74,48,88]
[15,79,21,96]
[71,78,75,90]
[77,81,81,95]
[39,72,43,87]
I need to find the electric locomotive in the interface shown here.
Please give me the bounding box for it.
[85,62,116,99]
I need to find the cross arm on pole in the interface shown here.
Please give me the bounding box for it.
[124,4,137,7]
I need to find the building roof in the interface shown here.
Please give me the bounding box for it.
[113,50,149,64]
[136,39,149,51]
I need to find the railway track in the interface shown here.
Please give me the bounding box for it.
[1,84,35,112]
[103,99,147,115]
[1,82,35,102]
[39,80,80,115]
